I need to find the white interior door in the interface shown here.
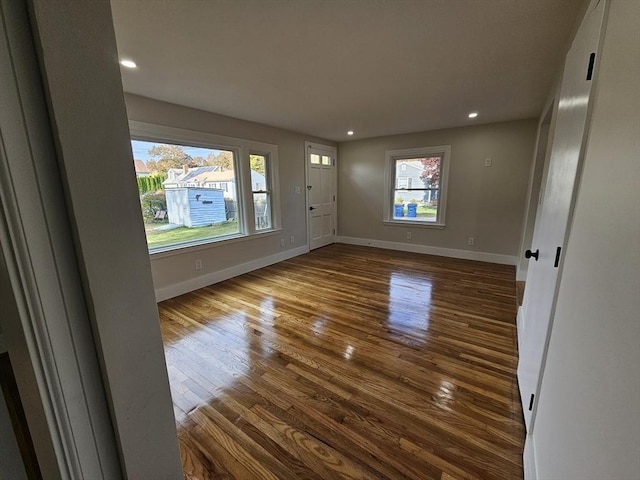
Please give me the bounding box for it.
[517,0,605,431]
[306,142,337,250]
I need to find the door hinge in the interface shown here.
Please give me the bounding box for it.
[333,195,336,202]
[554,246,562,268]
[332,158,335,166]
[528,393,535,411]
[586,52,596,80]
[333,228,336,235]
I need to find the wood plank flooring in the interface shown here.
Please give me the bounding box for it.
[158,244,524,480]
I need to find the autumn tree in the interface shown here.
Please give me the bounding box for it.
[146,144,193,174]
[249,155,266,175]
[419,157,441,186]
[204,151,233,170]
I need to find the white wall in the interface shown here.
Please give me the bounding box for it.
[337,120,537,262]
[125,94,335,299]
[532,1,640,477]
[29,1,183,478]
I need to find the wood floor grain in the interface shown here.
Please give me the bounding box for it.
[158,244,524,480]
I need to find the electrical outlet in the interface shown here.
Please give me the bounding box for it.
[406,231,412,240]
[294,186,301,194]
[280,238,285,247]
[468,237,475,246]
[290,235,295,244]
[484,158,492,167]
[195,259,203,270]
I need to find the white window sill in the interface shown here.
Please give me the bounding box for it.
[383,220,446,229]
[149,228,282,260]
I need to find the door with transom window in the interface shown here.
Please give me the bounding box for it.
[305,142,336,250]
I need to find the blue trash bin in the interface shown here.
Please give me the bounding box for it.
[394,204,404,217]
[407,203,417,218]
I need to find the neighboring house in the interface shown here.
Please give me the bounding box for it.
[133,159,150,177]
[164,166,266,202]
[395,160,436,204]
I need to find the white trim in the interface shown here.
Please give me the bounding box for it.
[384,145,451,226]
[523,435,537,480]
[150,229,282,259]
[516,97,557,283]
[155,245,309,301]
[337,236,518,265]
[517,305,525,352]
[382,220,445,229]
[0,1,119,475]
[129,120,276,154]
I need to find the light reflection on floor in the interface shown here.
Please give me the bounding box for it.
[164,309,252,420]
[386,271,434,335]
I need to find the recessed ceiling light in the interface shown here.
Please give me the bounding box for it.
[468,112,479,118]
[347,130,354,136]
[120,60,137,69]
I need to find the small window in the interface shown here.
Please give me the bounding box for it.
[310,154,321,164]
[322,155,332,166]
[384,145,450,226]
[250,154,271,230]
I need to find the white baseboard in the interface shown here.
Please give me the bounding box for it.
[517,264,528,282]
[337,236,518,266]
[523,435,537,480]
[154,245,309,302]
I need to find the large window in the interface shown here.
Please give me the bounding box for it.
[130,122,280,253]
[384,145,450,226]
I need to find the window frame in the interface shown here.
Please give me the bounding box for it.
[248,152,273,231]
[383,145,451,228]
[129,121,281,255]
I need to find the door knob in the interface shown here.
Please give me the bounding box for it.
[525,249,539,261]
[309,206,316,211]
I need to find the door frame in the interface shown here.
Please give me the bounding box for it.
[516,99,556,348]
[0,0,121,476]
[516,98,556,284]
[304,141,338,251]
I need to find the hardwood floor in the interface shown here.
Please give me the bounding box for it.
[516,281,525,307]
[159,244,524,480]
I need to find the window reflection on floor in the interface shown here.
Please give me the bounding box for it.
[386,271,434,334]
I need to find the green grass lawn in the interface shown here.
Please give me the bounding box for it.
[145,220,239,249]
[417,205,437,217]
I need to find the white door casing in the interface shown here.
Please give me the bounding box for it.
[0,0,121,476]
[517,0,606,431]
[305,142,337,250]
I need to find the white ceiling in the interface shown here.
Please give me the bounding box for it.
[111,0,585,142]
